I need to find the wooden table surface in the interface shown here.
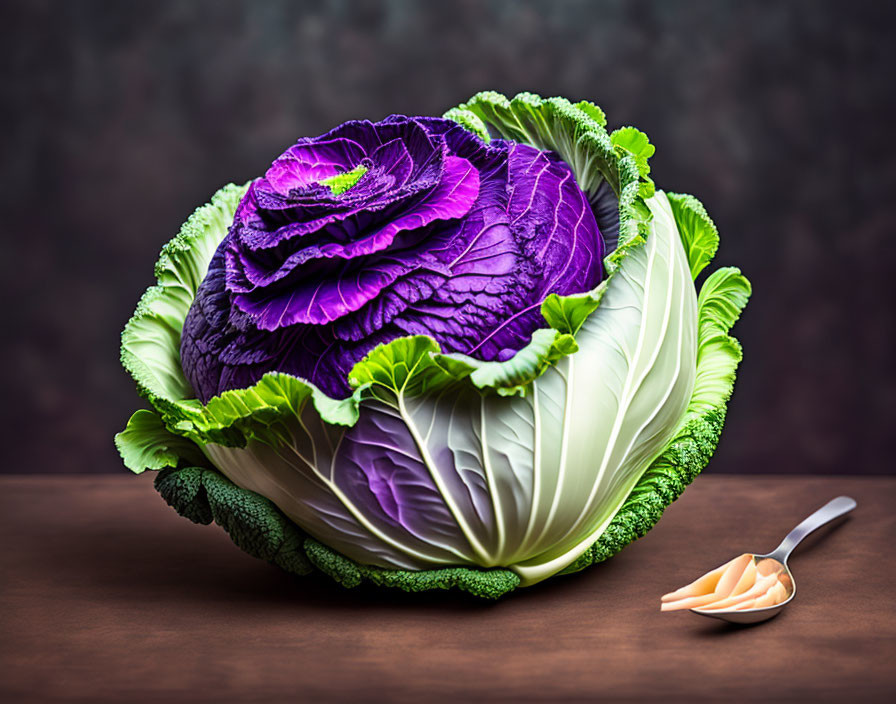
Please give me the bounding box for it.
[1,475,894,703]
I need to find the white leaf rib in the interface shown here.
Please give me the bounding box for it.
[527,355,574,552]
[397,393,492,564]
[517,382,543,556]
[479,395,506,558]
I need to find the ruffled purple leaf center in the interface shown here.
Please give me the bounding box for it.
[181,116,604,401]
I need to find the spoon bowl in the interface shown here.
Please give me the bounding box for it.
[691,555,795,624]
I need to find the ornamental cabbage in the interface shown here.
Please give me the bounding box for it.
[116,92,750,598]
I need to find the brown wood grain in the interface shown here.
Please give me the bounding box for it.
[1,475,894,703]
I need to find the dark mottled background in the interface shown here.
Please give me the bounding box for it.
[1,0,894,475]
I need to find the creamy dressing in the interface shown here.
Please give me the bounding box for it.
[661,554,790,612]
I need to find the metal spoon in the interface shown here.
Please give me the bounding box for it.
[691,495,857,624]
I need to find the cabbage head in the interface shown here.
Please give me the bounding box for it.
[116,92,750,598]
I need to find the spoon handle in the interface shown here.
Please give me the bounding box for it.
[769,495,857,563]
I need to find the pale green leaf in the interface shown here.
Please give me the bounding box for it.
[320,164,369,195]
[685,266,751,419]
[115,409,206,474]
[611,126,655,178]
[667,192,720,279]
